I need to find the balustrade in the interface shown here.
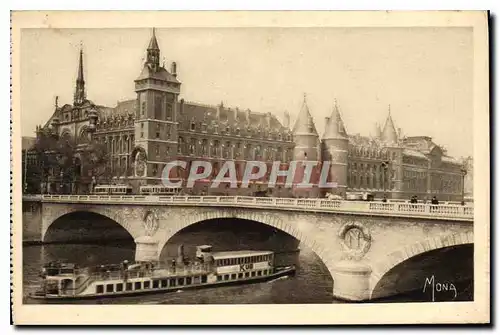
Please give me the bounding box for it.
[27,194,473,220]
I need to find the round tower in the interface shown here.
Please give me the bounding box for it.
[321,100,349,198]
[291,94,320,197]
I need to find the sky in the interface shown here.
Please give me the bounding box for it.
[20,27,473,158]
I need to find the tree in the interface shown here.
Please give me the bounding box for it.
[26,128,112,194]
[79,140,113,187]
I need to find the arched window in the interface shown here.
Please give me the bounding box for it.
[201,139,208,156]
[189,138,196,155]
[78,127,89,144]
[178,137,184,154]
[213,140,220,157]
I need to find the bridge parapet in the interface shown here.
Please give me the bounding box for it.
[24,194,474,221]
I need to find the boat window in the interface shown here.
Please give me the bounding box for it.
[96,285,104,294]
[224,274,229,281]
[134,282,141,290]
[126,283,133,291]
[161,280,168,288]
[186,277,192,285]
[244,257,248,263]
[144,281,151,289]
[231,274,236,280]
[116,283,123,292]
[257,270,262,276]
[153,280,159,289]
[238,273,243,279]
[201,275,207,283]
[169,279,176,287]
[269,269,273,274]
[217,275,222,281]
[178,278,184,286]
[263,270,267,275]
[245,272,250,278]
[251,271,256,277]
[106,284,114,293]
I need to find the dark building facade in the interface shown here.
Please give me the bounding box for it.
[31,29,467,201]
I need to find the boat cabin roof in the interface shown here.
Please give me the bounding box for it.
[197,245,212,250]
[211,250,273,260]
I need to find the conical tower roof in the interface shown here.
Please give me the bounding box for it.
[323,100,348,140]
[148,28,160,50]
[292,94,319,137]
[381,105,398,144]
[372,122,382,139]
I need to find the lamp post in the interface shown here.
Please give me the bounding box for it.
[59,171,64,195]
[381,160,390,195]
[461,167,468,204]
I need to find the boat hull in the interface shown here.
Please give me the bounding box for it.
[28,266,296,302]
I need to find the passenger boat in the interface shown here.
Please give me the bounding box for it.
[29,245,296,301]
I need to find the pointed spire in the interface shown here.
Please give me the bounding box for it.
[372,122,382,139]
[292,93,319,136]
[323,99,348,140]
[146,28,160,71]
[148,27,160,50]
[73,46,86,106]
[381,104,398,144]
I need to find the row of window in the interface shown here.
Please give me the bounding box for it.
[216,269,272,282]
[177,138,293,162]
[349,147,394,160]
[95,275,208,294]
[216,254,271,267]
[185,121,291,141]
[347,172,391,190]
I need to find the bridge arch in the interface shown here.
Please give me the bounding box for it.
[41,205,143,242]
[157,210,337,277]
[369,231,474,299]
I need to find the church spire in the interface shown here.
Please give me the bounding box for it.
[292,93,319,136]
[73,47,86,106]
[146,28,160,71]
[323,99,348,140]
[381,105,398,144]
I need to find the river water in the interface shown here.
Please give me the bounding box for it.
[23,219,335,304]
[23,217,473,304]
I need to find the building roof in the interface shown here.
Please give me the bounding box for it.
[136,65,180,83]
[211,250,273,260]
[323,101,348,140]
[22,136,36,151]
[381,109,398,144]
[292,95,319,137]
[442,156,460,164]
[148,28,160,50]
[403,148,428,160]
[180,101,288,132]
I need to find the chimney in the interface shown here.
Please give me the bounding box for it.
[266,112,271,128]
[171,62,177,77]
[234,107,238,120]
[283,111,290,129]
[180,98,185,114]
[246,109,251,124]
[216,103,222,119]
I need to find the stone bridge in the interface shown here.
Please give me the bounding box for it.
[22,194,474,301]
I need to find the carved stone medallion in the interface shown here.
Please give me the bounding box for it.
[338,221,372,260]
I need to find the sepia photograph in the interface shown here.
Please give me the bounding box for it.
[11,10,489,325]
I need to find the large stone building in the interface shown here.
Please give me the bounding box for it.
[32,29,467,201]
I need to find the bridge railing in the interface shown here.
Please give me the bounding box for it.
[29,194,474,220]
